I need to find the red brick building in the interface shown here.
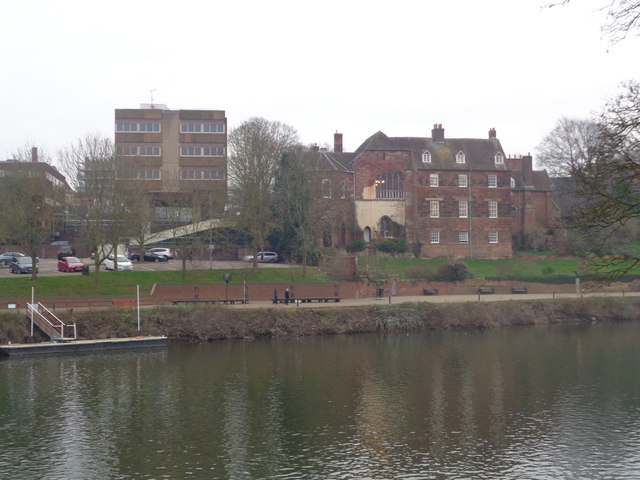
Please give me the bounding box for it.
[309,125,558,259]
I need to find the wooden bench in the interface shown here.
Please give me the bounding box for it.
[511,286,528,294]
[423,288,439,296]
[477,286,495,294]
[172,299,247,305]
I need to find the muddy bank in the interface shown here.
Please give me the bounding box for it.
[1,297,639,344]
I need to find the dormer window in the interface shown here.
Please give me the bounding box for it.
[456,151,465,164]
[422,150,432,163]
[495,152,504,164]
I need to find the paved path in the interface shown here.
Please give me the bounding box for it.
[219,291,640,309]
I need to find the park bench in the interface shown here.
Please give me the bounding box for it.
[511,286,528,294]
[172,299,247,305]
[477,286,495,294]
[423,288,439,296]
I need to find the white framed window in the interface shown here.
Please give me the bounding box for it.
[458,174,468,187]
[139,123,160,132]
[203,123,225,133]
[181,123,202,133]
[459,200,468,218]
[203,146,224,156]
[430,200,439,218]
[489,200,498,218]
[139,146,161,156]
[0,170,5,177]
[181,146,201,156]
[456,151,466,164]
[116,123,138,132]
[181,123,225,133]
[422,150,432,163]
[510,177,515,188]
[117,146,138,156]
[375,172,404,199]
[322,179,332,198]
[429,173,439,187]
[139,169,160,179]
[430,230,440,244]
[180,168,223,180]
[488,174,497,188]
[495,152,504,164]
[459,231,469,243]
[489,231,499,243]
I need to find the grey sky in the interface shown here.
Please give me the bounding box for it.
[2,0,638,167]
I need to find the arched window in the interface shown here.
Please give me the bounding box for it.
[495,152,504,164]
[456,151,466,164]
[363,227,371,243]
[422,150,432,163]
[380,216,392,238]
[375,172,404,199]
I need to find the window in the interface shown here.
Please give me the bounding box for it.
[489,231,499,243]
[488,174,497,188]
[459,200,468,218]
[511,177,515,188]
[375,172,404,199]
[203,146,224,156]
[422,150,432,163]
[181,147,202,156]
[495,152,504,164]
[489,200,498,218]
[139,146,161,156]
[117,146,138,156]
[322,179,332,198]
[430,200,439,218]
[203,123,225,133]
[430,230,440,243]
[459,231,469,243]
[139,169,160,179]
[429,173,439,187]
[380,217,392,238]
[180,168,223,180]
[340,180,347,199]
[203,169,223,179]
[458,174,468,187]
[139,123,160,132]
[181,124,202,133]
[116,123,138,132]
[456,151,465,164]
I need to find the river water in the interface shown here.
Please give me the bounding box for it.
[1,322,639,479]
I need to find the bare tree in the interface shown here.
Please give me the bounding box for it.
[540,81,640,278]
[536,117,603,177]
[228,117,299,267]
[545,1,640,43]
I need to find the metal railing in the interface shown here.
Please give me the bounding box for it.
[27,303,77,341]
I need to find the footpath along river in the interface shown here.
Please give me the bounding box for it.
[1,320,639,479]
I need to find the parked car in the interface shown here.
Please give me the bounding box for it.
[148,247,174,260]
[127,248,141,261]
[243,251,281,263]
[143,250,169,262]
[57,245,76,260]
[57,256,86,273]
[104,254,134,271]
[0,252,24,265]
[10,256,38,274]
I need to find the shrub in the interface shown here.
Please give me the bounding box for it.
[436,260,471,282]
[412,242,423,259]
[346,240,366,253]
[376,239,407,254]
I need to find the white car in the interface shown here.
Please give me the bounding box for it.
[243,251,281,263]
[104,254,134,271]
[148,247,175,259]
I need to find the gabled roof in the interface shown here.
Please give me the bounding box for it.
[307,151,354,172]
[353,132,508,171]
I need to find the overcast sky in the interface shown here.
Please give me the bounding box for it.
[2,0,638,167]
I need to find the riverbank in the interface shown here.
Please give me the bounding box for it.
[1,296,639,344]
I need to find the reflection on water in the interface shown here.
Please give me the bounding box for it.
[1,322,640,479]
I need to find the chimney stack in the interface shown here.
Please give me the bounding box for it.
[312,144,320,152]
[431,124,445,143]
[489,128,497,139]
[522,153,533,186]
[31,147,38,162]
[334,132,343,153]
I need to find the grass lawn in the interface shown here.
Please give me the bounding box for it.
[0,266,330,299]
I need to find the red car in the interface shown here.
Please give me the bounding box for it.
[57,256,85,273]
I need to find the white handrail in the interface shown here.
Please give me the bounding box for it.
[27,303,77,340]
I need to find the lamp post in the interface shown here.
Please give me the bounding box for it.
[224,273,231,305]
[574,271,581,295]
